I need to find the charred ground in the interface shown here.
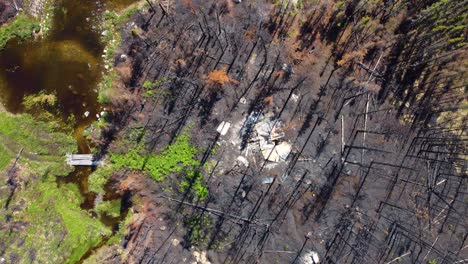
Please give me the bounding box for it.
[0,0,466,263]
[84,0,467,263]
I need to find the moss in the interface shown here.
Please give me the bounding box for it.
[0,112,110,263]
[95,199,122,218]
[21,181,111,264]
[0,143,13,171]
[106,209,134,245]
[0,14,40,50]
[0,112,76,172]
[88,165,114,194]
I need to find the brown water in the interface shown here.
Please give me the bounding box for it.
[0,0,137,227]
[0,0,136,126]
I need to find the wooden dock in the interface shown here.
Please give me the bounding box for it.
[66,154,103,166]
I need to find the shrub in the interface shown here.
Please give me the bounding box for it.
[0,14,40,50]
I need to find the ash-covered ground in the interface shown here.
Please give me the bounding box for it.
[82,0,467,263]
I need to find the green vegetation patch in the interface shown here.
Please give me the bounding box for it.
[95,199,122,218]
[0,143,13,171]
[0,112,76,175]
[20,181,111,264]
[184,214,213,247]
[0,14,40,50]
[89,133,209,200]
[142,77,168,98]
[0,112,110,263]
[111,133,200,181]
[88,165,114,194]
[98,2,146,104]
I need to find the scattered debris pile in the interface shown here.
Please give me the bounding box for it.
[242,112,292,163]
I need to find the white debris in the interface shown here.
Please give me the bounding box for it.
[261,141,291,162]
[101,30,108,36]
[216,121,231,136]
[291,93,299,102]
[84,111,90,117]
[192,251,211,264]
[171,238,180,247]
[254,116,285,141]
[262,177,274,184]
[240,97,247,104]
[236,156,249,167]
[300,251,320,264]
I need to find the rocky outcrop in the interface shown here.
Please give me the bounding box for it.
[0,0,19,25]
[27,0,46,17]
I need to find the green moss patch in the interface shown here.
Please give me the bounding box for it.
[95,199,122,218]
[18,181,111,264]
[0,14,40,50]
[0,112,76,176]
[0,112,110,263]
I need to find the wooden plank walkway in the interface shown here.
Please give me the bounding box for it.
[66,154,103,166]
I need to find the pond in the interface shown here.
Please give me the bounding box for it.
[0,0,137,227]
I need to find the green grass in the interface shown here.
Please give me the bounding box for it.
[0,112,76,156]
[0,112,76,176]
[0,14,40,50]
[0,112,109,263]
[0,144,13,171]
[22,181,111,264]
